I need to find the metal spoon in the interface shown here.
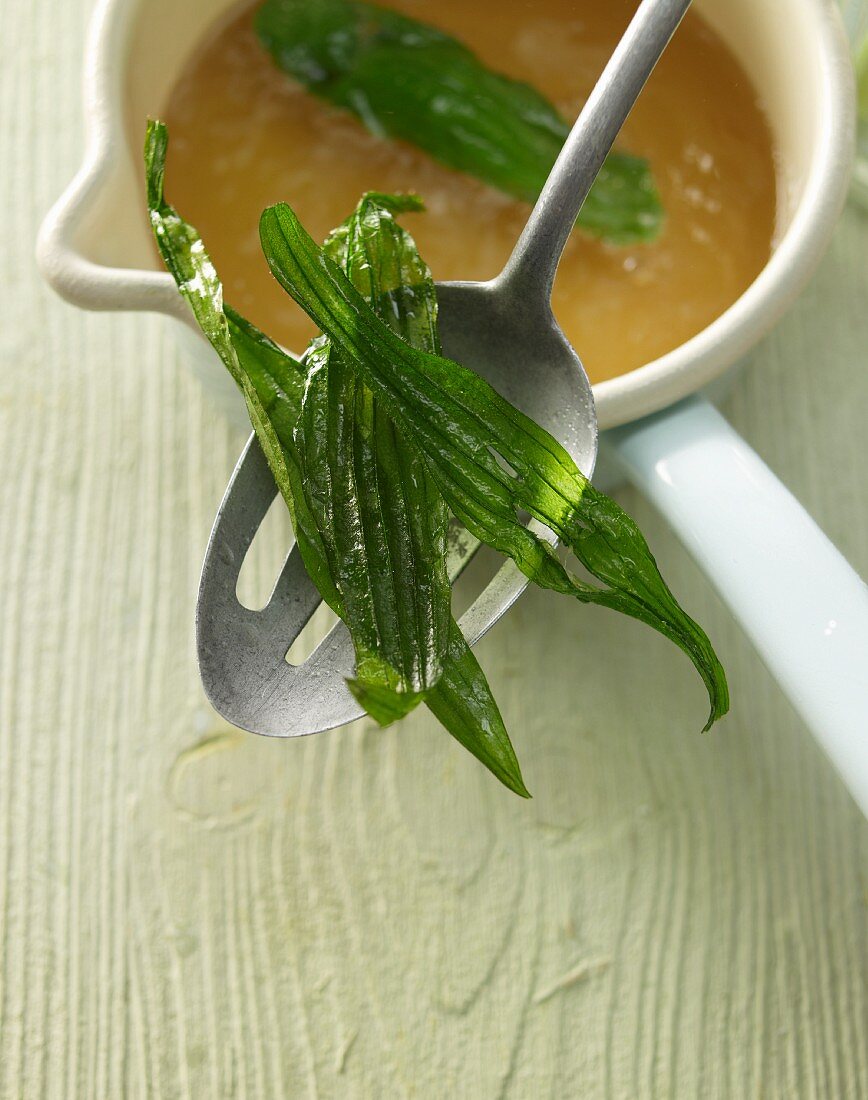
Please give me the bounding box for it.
[196,0,691,736]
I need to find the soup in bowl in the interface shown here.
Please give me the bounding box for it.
[160,0,776,386]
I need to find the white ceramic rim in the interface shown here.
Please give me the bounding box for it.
[36,0,857,429]
[594,0,856,427]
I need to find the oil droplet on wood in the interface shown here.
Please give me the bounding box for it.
[167,729,270,827]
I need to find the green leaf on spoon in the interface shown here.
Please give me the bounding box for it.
[259,200,729,730]
[145,119,529,794]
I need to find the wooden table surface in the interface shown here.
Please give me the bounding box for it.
[2,0,867,1096]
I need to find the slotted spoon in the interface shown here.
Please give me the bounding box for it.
[196,0,691,736]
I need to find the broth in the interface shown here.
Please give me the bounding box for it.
[163,0,776,383]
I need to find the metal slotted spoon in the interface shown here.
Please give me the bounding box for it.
[196,0,692,737]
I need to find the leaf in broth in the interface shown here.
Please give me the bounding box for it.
[255,0,663,244]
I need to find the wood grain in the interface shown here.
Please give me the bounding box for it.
[1,0,866,1095]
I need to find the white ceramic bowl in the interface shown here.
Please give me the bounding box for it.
[36,0,868,816]
[37,0,854,429]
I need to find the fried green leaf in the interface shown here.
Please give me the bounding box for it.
[255,0,663,245]
[146,120,339,612]
[148,119,434,720]
[320,193,527,788]
[145,120,529,794]
[259,200,729,729]
[428,621,528,798]
[297,193,452,721]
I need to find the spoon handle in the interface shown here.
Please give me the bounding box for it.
[501,0,691,304]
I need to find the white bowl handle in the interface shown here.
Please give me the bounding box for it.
[606,396,868,816]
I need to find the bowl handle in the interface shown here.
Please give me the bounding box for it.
[606,396,868,817]
[35,163,188,321]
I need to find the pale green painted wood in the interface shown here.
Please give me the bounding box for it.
[1,0,866,1096]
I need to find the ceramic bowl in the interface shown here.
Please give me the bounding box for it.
[37,0,854,429]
